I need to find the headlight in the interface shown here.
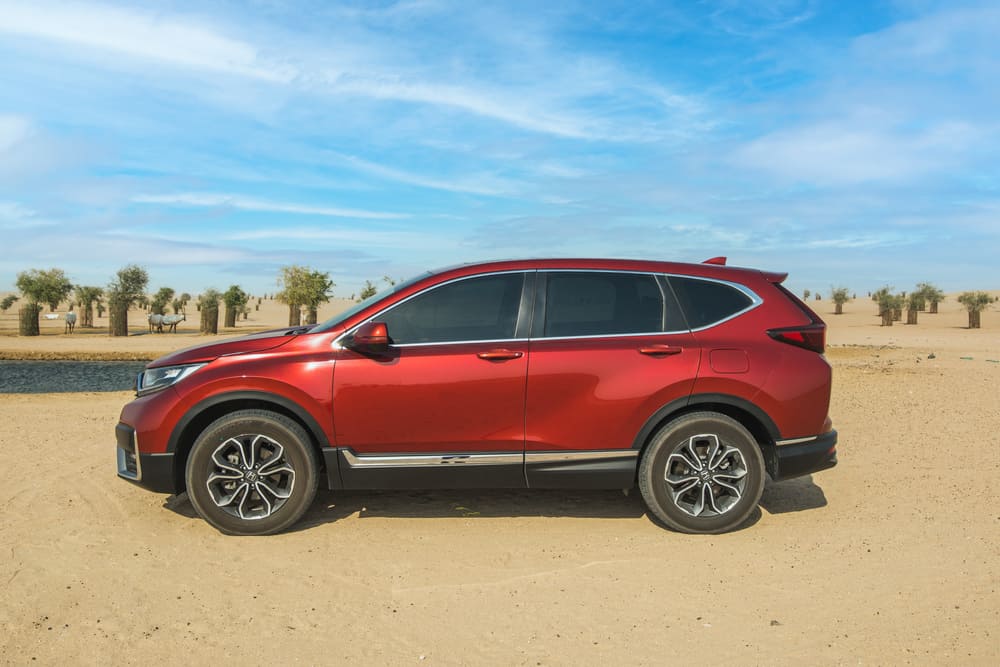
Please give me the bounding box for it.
[136,363,206,396]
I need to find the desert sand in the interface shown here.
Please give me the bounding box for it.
[1,295,998,665]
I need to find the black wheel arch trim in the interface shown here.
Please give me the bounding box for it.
[167,390,332,453]
[631,393,782,451]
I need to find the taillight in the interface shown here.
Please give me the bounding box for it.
[767,324,826,354]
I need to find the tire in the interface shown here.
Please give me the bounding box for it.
[185,409,320,536]
[638,411,765,534]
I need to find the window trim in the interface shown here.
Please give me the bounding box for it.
[532,269,681,340]
[335,270,533,348]
[664,274,763,333]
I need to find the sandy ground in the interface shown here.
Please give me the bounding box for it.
[1,296,998,664]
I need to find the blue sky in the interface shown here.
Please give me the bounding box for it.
[1,0,997,298]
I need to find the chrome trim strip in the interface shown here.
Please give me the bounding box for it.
[116,430,142,480]
[525,450,639,464]
[775,436,818,447]
[341,450,523,468]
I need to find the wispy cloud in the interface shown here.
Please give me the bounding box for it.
[0,114,32,152]
[132,193,408,220]
[329,152,520,196]
[0,1,292,81]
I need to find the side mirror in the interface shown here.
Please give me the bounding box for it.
[348,321,389,355]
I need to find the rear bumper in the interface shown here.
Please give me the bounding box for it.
[768,430,837,481]
[116,422,177,494]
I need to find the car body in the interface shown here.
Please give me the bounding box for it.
[116,257,837,535]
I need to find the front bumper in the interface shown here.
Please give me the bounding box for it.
[116,422,177,494]
[767,429,838,481]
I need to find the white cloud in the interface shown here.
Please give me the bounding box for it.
[330,152,520,196]
[732,121,978,185]
[132,193,407,220]
[224,226,444,249]
[0,1,293,81]
[0,114,32,152]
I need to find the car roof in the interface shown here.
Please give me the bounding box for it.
[425,258,780,284]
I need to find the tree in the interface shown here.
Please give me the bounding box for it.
[276,265,334,326]
[172,292,191,315]
[150,287,175,316]
[199,289,222,334]
[107,264,149,337]
[1,294,18,312]
[916,283,945,314]
[830,287,850,315]
[904,291,926,325]
[14,268,73,336]
[222,285,249,328]
[874,287,903,327]
[802,289,810,300]
[957,291,996,329]
[74,286,104,328]
[358,280,378,301]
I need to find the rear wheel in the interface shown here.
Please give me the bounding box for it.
[638,412,765,534]
[185,409,319,535]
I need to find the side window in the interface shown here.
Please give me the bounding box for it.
[542,272,664,337]
[668,276,754,329]
[379,273,524,344]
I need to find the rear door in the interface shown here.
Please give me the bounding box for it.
[524,270,699,487]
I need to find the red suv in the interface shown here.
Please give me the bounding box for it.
[116,258,836,535]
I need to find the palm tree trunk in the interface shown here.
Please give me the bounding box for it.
[18,304,41,336]
[969,310,981,329]
[835,303,843,315]
[201,304,219,334]
[82,303,94,328]
[306,306,318,325]
[881,311,893,326]
[288,303,300,326]
[109,301,129,337]
[906,309,918,325]
[930,301,939,314]
[224,305,237,328]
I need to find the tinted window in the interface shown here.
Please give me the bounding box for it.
[542,272,664,337]
[669,276,753,329]
[379,273,524,344]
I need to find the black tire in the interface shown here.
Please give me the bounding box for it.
[185,409,319,536]
[638,412,765,534]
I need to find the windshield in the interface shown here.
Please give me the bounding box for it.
[310,272,431,333]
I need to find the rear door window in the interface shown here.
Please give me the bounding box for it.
[540,272,668,337]
[668,276,755,329]
[379,273,524,344]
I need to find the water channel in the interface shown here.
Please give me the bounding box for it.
[0,360,147,393]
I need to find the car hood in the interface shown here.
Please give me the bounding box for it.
[146,326,310,368]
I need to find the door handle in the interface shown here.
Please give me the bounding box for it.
[638,345,683,356]
[477,349,524,361]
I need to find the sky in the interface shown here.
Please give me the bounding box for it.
[1,0,998,299]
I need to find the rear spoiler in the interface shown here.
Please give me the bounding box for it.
[702,256,787,283]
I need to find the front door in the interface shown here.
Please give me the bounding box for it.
[332,272,531,488]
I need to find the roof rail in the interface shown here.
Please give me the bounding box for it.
[702,256,727,265]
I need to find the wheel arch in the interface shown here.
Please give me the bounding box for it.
[632,394,780,471]
[166,391,333,492]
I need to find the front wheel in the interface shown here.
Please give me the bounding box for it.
[185,409,319,536]
[638,412,765,534]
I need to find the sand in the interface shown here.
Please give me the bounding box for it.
[1,296,998,664]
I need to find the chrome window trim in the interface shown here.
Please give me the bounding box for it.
[334,269,531,348]
[665,274,763,333]
[333,268,764,348]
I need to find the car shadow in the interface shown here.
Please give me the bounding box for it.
[163,479,825,532]
[758,475,828,514]
[295,488,649,530]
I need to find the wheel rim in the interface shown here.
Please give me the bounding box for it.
[206,434,296,521]
[664,433,748,518]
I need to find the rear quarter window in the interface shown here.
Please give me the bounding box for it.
[668,276,754,329]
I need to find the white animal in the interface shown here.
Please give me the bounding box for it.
[162,313,186,333]
[44,313,60,320]
[148,313,164,333]
[65,311,77,333]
